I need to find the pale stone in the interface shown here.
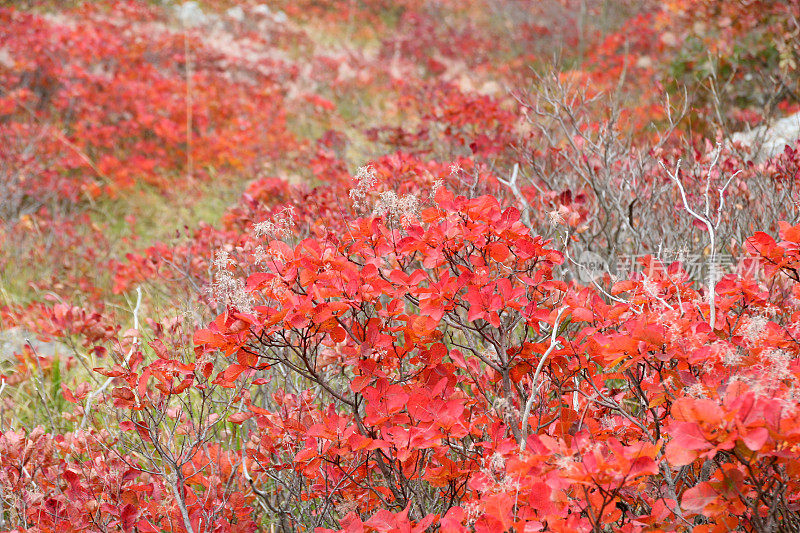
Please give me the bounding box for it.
[175,1,207,28]
[252,5,272,17]
[731,112,800,163]
[0,47,14,69]
[226,6,245,22]
[0,328,70,361]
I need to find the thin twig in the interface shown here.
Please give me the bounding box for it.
[497,163,533,230]
[81,287,142,429]
[520,306,567,452]
[660,151,740,330]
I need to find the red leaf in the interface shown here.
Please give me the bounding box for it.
[440,507,465,533]
[93,366,126,378]
[228,412,253,424]
[61,384,77,404]
[611,280,637,295]
[112,387,136,405]
[571,307,593,322]
[665,422,710,466]
[135,520,159,533]
[779,221,800,243]
[682,482,718,513]
[221,364,248,384]
[488,242,510,262]
[741,427,769,451]
[339,511,365,533]
[294,446,317,463]
[148,339,169,359]
[330,326,347,343]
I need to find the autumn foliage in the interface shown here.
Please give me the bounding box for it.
[2,0,800,532]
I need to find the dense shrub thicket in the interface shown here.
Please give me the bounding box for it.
[1,1,800,531]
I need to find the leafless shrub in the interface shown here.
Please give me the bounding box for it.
[506,70,800,286]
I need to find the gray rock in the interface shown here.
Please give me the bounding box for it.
[175,1,208,28]
[252,4,271,17]
[248,4,286,24]
[731,112,800,164]
[226,6,245,22]
[272,10,288,24]
[0,328,71,362]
